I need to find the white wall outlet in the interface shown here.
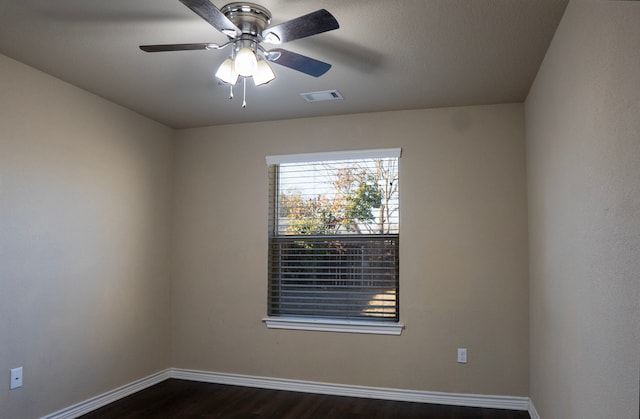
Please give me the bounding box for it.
[10,367,23,389]
[457,348,468,364]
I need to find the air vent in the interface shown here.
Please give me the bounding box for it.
[300,90,343,103]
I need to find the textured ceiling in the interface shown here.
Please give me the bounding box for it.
[0,0,569,128]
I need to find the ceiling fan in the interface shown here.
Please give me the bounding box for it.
[140,0,339,106]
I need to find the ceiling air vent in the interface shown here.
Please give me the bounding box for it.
[300,90,343,103]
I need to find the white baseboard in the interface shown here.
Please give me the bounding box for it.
[170,368,530,411]
[528,398,541,419]
[41,369,170,419]
[42,368,532,418]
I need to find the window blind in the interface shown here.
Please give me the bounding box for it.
[267,150,400,322]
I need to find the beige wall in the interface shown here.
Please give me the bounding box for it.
[0,54,174,418]
[172,104,529,396]
[525,2,640,418]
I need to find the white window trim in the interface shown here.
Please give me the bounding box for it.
[265,147,403,336]
[262,317,404,336]
[266,148,401,165]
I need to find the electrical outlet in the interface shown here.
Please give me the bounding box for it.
[457,348,467,364]
[10,367,23,389]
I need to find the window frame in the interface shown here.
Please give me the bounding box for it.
[263,148,404,335]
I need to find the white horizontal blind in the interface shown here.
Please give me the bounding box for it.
[268,150,400,322]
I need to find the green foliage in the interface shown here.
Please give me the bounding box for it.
[345,175,382,224]
[280,194,338,235]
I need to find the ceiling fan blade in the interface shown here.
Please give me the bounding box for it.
[140,43,219,52]
[262,9,339,44]
[267,48,332,77]
[178,0,240,37]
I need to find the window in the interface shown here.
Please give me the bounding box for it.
[265,149,402,335]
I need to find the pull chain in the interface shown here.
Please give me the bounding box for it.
[229,84,234,99]
[242,77,247,108]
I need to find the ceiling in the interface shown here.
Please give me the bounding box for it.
[0,0,569,129]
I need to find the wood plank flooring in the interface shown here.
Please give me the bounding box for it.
[79,379,530,419]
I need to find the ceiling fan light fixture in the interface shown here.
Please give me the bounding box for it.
[253,60,276,86]
[235,47,258,77]
[215,58,239,85]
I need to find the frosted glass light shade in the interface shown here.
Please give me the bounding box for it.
[215,59,238,85]
[235,47,258,77]
[253,60,276,86]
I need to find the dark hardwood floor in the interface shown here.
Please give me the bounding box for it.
[79,379,530,419]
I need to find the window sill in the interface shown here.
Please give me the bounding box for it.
[262,317,404,335]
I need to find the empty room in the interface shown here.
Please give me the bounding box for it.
[1,1,638,418]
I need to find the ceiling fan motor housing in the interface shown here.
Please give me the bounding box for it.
[221,2,271,38]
